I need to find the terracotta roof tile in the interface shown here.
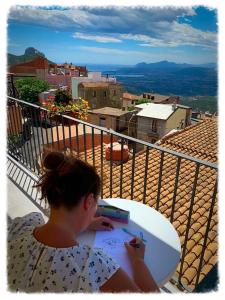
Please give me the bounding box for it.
[48,117,217,290]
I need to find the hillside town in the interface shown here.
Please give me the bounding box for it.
[8,54,217,147]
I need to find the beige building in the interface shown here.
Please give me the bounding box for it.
[142,93,180,104]
[78,82,123,109]
[129,103,191,144]
[122,92,142,110]
[87,107,132,133]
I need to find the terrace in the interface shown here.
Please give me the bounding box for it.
[7,93,218,292]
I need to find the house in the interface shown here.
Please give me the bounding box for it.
[129,103,191,144]
[8,56,51,81]
[87,107,132,133]
[142,92,180,104]
[122,92,143,110]
[78,82,123,109]
[71,72,117,99]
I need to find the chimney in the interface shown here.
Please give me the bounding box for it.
[172,103,177,111]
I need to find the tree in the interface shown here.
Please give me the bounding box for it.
[135,98,151,105]
[15,77,49,103]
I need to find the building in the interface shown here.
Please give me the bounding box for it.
[129,103,191,144]
[8,56,50,81]
[142,93,180,104]
[78,82,123,109]
[87,107,132,133]
[122,92,143,110]
[71,72,116,99]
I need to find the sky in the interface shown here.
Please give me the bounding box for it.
[7,5,217,65]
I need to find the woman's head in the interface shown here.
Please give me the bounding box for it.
[36,151,101,231]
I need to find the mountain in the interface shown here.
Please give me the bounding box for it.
[103,60,217,97]
[8,47,55,66]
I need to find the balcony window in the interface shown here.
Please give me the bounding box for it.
[99,117,106,127]
[93,91,97,97]
[152,119,157,132]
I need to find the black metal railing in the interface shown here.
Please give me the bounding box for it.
[7,96,218,292]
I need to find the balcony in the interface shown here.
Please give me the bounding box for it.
[7,95,218,292]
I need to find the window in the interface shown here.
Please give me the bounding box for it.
[152,119,157,132]
[113,90,116,96]
[93,91,97,97]
[103,91,107,97]
[99,117,106,127]
[131,100,134,105]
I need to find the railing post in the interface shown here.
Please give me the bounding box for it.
[170,157,181,223]
[178,163,200,285]
[143,147,149,204]
[156,151,164,211]
[194,178,218,288]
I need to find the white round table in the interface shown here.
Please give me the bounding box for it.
[77,198,181,287]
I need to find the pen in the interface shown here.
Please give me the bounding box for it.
[122,228,147,243]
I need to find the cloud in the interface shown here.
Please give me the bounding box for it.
[73,32,122,43]
[8,6,217,49]
[120,22,217,49]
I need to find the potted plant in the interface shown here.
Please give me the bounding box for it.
[42,97,89,126]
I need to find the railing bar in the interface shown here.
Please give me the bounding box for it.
[194,177,218,288]
[43,110,50,150]
[92,127,95,166]
[10,103,26,165]
[39,110,45,151]
[83,124,87,162]
[68,123,72,154]
[7,97,218,169]
[24,105,36,172]
[20,105,33,169]
[7,105,17,159]
[178,163,200,283]
[130,142,136,200]
[27,106,39,173]
[48,113,54,152]
[33,107,42,166]
[110,133,113,198]
[142,147,149,204]
[55,118,60,151]
[170,157,182,223]
[13,103,27,165]
[119,139,124,198]
[75,122,80,157]
[61,116,66,151]
[100,131,104,199]
[156,151,165,211]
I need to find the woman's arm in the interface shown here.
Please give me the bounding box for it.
[100,268,140,293]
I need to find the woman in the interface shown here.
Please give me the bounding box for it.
[8,151,159,293]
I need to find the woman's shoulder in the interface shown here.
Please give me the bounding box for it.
[8,212,45,240]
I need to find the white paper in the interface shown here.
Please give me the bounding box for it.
[94,228,134,279]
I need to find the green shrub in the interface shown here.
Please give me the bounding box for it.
[15,78,49,103]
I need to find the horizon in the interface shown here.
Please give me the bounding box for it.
[8,6,217,65]
[8,48,217,67]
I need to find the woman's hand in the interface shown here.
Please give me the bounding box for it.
[87,216,114,231]
[124,237,145,262]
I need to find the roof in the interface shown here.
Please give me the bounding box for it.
[9,56,49,71]
[159,118,217,163]
[69,118,217,289]
[79,82,109,88]
[89,107,129,117]
[123,92,142,101]
[136,103,175,120]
